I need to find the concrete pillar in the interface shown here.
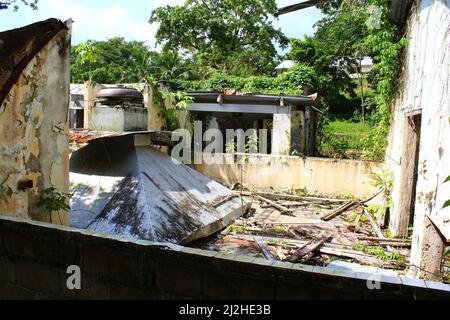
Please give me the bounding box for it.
[409,215,445,281]
[290,110,304,156]
[272,112,291,155]
[144,84,164,131]
[83,81,98,129]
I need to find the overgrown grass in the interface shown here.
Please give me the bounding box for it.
[320,119,374,159]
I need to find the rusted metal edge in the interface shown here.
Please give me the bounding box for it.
[0,18,68,107]
[88,131,176,147]
[275,0,328,17]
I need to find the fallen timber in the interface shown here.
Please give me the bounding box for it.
[226,234,404,269]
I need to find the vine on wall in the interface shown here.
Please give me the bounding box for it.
[362,0,409,159]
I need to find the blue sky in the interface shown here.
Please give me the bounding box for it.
[0,0,324,49]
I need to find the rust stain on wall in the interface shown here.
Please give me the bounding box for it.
[0,19,71,226]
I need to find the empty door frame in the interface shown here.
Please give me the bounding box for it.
[395,110,422,238]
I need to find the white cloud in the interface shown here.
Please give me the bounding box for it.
[16,0,173,46]
[1,0,322,50]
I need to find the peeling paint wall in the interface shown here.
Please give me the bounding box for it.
[385,1,449,278]
[195,154,383,199]
[0,25,71,226]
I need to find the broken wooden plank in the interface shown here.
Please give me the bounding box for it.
[357,236,411,243]
[319,247,400,269]
[360,189,384,205]
[242,192,294,215]
[321,201,359,221]
[362,209,394,252]
[354,212,362,232]
[225,235,404,269]
[254,237,275,262]
[223,237,259,248]
[286,237,332,263]
[254,192,348,204]
[210,194,240,208]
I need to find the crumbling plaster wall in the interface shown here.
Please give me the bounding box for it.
[385,1,449,277]
[0,29,71,226]
[195,154,383,199]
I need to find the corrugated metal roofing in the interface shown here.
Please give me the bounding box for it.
[187,92,320,107]
[70,134,246,244]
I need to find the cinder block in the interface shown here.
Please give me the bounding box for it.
[276,281,335,300]
[202,271,274,300]
[0,257,15,283]
[82,246,144,286]
[2,229,67,267]
[0,282,35,300]
[110,284,160,300]
[15,259,60,296]
[60,274,110,300]
[425,281,450,292]
[154,262,201,298]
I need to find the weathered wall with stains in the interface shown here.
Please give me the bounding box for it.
[1,215,449,300]
[195,154,383,199]
[385,1,449,276]
[0,21,71,226]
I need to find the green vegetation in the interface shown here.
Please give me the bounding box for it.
[320,119,373,159]
[443,176,450,209]
[352,245,405,264]
[71,38,198,84]
[0,0,38,11]
[367,169,394,217]
[150,0,287,76]
[38,187,71,213]
[67,0,409,162]
[361,0,408,159]
[172,65,320,95]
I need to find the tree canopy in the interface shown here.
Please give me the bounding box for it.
[288,0,369,113]
[71,38,152,84]
[71,37,202,84]
[149,0,288,76]
[0,0,38,11]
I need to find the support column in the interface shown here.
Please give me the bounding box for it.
[83,81,98,129]
[290,110,304,156]
[409,215,445,281]
[272,112,291,155]
[144,84,164,131]
[394,113,422,237]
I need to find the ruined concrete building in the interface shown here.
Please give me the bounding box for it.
[384,0,450,279]
[0,19,71,226]
[186,92,321,156]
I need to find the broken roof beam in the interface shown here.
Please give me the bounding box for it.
[275,0,328,17]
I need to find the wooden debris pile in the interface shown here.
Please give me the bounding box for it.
[191,190,412,272]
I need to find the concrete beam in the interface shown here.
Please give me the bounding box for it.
[188,103,291,115]
[83,81,99,129]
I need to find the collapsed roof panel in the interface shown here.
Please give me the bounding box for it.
[70,134,246,244]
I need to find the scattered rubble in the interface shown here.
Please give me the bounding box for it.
[190,190,412,273]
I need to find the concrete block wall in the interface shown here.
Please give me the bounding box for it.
[195,154,383,199]
[0,215,449,300]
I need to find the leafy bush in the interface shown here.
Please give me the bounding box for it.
[171,64,320,95]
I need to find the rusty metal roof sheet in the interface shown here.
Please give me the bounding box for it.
[0,19,68,106]
[70,134,245,244]
[275,0,328,17]
[188,91,320,106]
